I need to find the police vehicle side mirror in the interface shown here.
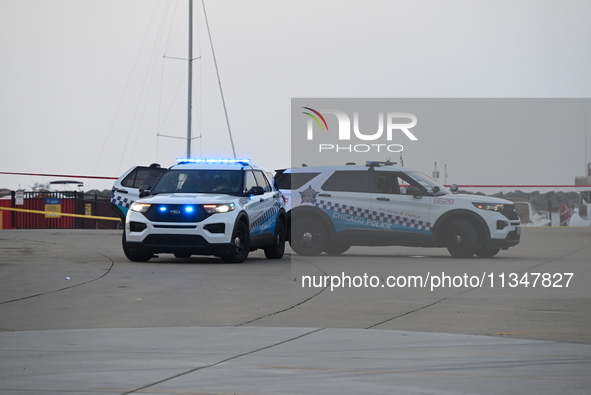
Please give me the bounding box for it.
[139,185,151,198]
[450,184,459,193]
[247,186,265,196]
[406,186,423,198]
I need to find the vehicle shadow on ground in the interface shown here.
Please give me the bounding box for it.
[294,253,514,260]
[142,255,291,265]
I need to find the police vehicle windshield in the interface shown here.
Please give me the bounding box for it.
[150,169,243,195]
[405,171,450,196]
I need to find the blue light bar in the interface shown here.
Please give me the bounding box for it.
[177,158,251,165]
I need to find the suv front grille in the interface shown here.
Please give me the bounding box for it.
[507,230,521,241]
[143,204,210,223]
[502,204,519,221]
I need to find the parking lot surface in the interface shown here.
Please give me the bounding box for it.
[1,227,590,394]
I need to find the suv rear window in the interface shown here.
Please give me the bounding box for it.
[275,172,320,190]
[322,171,368,193]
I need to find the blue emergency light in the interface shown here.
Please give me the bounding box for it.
[177,158,251,165]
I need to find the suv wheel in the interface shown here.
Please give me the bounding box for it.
[122,232,152,262]
[445,219,478,258]
[290,216,327,256]
[264,219,286,259]
[222,221,250,263]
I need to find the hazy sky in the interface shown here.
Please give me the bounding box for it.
[1,0,590,192]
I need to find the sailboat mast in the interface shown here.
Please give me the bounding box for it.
[186,0,193,158]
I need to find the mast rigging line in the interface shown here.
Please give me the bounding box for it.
[163,55,202,61]
[157,134,202,140]
[93,1,162,177]
[201,0,236,159]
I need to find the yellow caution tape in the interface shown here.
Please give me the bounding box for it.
[0,206,121,221]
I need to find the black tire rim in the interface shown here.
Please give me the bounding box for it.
[275,224,284,246]
[233,230,246,255]
[450,229,463,252]
[298,227,319,249]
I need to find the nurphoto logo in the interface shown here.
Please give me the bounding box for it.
[301,107,418,153]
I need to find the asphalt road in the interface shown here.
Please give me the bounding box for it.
[0,227,590,394]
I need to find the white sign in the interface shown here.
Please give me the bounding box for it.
[15,190,24,206]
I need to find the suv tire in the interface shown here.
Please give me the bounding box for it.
[445,219,478,258]
[290,216,327,256]
[264,219,286,259]
[222,221,250,263]
[122,232,153,262]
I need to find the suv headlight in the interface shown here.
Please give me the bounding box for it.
[203,203,235,214]
[130,203,151,213]
[472,202,504,212]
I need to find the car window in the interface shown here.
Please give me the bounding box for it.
[275,172,320,190]
[265,171,275,188]
[322,171,368,193]
[404,171,449,195]
[374,172,402,194]
[121,167,167,188]
[254,171,271,192]
[375,171,433,195]
[244,171,257,191]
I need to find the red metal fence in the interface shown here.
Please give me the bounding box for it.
[0,191,119,230]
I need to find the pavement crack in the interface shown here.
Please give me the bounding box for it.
[0,251,115,305]
[235,258,329,327]
[365,288,472,329]
[366,245,591,330]
[120,327,324,395]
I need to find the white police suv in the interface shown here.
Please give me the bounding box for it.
[275,161,521,258]
[112,159,286,263]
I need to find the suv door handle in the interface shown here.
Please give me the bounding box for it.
[376,197,390,201]
[116,188,128,194]
[318,193,331,197]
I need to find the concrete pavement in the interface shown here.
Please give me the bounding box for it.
[1,228,590,394]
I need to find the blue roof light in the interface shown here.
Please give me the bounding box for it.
[177,158,251,165]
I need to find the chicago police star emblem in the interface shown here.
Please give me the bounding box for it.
[299,185,318,204]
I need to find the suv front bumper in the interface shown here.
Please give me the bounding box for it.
[487,226,521,249]
[125,208,237,255]
[125,234,233,256]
